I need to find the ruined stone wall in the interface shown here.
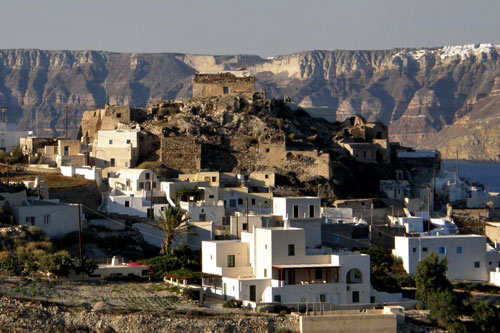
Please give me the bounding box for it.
[193,73,255,98]
[257,140,286,168]
[285,150,332,179]
[80,106,150,144]
[160,137,201,174]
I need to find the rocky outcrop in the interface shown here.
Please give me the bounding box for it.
[1,45,500,159]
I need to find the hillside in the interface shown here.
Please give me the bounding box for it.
[1,45,500,159]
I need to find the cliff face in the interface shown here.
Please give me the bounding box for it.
[1,45,500,160]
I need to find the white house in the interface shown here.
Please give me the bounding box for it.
[91,125,142,173]
[273,197,322,248]
[104,169,167,218]
[202,226,371,307]
[393,234,489,282]
[0,121,30,152]
[12,199,84,238]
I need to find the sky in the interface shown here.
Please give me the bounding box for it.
[1,0,499,57]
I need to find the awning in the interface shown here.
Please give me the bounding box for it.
[272,264,340,269]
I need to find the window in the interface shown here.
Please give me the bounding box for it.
[309,204,315,218]
[116,113,121,118]
[265,244,267,250]
[237,198,243,205]
[199,214,206,221]
[126,179,131,187]
[25,216,35,226]
[43,215,50,225]
[212,176,217,182]
[288,244,295,256]
[209,195,214,199]
[139,182,144,190]
[124,162,128,167]
[251,198,256,205]
[293,205,299,218]
[352,291,360,303]
[422,247,428,252]
[456,246,462,254]
[64,146,69,156]
[265,174,269,179]
[227,255,235,268]
[145,173,150,180]
[242,223,248,231]
[265,148,270,153]
[333,235,340,244]
[153,182,157,189]
[109,139,113,145]
[474,261,480,268]
[264,269,267,278]
[110,158,115,167]
[319,294,326,302]
[274,295,281,303]
[229,199,236,208]
[412,247,416,253]
[315,268,323,280]
[124,201,130,207]
[223,86,229,94]
[126,139,131,144]
[346,269,362,284]
[439,247,447,254]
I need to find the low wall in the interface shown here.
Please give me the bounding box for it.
[299,311,396,333]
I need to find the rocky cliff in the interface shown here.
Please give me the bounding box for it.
[1,45,500,160]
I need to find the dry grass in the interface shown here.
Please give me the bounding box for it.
[0,173,91,189]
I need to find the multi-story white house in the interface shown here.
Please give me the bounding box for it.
[105,169,167,218]
[273,197,322,248]
[91,125,142,175]
[393,234,489,282]
[202,226,371,307]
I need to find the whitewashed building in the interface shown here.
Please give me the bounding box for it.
[12,199,83,238]
[273,197,322,248]
[202,226,371,307]
[393,234,489,282]
[105,169,167,218]
[0,121,30,152]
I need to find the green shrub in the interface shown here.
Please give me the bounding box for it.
[182,288,200,301]
[38,251,73,277]
[471,300,500,332]
[223,299,242,308]
[427,291,465,332]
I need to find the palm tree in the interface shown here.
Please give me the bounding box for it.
[147,206,195,255]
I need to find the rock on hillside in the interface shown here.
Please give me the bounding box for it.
[1,45,500,159]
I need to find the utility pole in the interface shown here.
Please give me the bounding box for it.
[150,171,154,221]
[65,106,69,139]
[78,204,83,261]
[246,197,249,228]
[0,107,7,123]
[7,160,10,186]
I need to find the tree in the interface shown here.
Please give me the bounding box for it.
[414,252,452,304]
[472,301,500,333]
[427,290,465,333]
[147,206,194,255]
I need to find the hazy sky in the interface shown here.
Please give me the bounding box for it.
[1,0,499,56]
